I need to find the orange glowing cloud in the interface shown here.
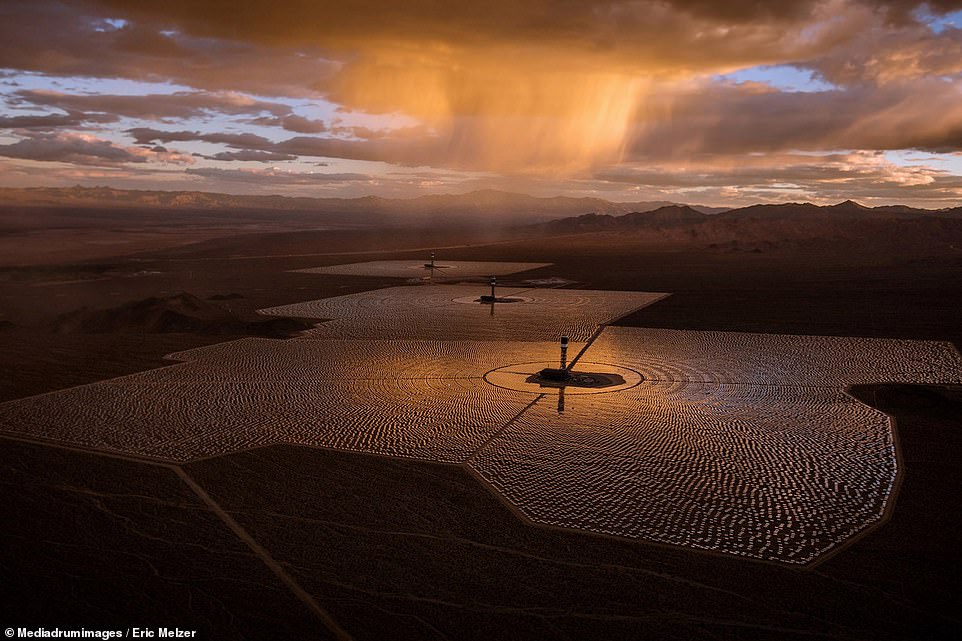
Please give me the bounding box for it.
[2,0,962,203]
[330,55,645,172]
[79,0,874,173]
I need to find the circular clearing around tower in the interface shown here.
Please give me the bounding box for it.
[483,361,643,395]
[412,263,453,271]
[451,295,535,305]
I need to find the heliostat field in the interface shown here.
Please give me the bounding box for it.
[260,284,667,341]
[292,259,552,278]
[2,277,961,565]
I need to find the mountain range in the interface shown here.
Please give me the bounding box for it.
[533,200,962,252]
[0,186,727,224]
[3,186,961,251]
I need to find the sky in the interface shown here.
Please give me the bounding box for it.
[1,0,962,207]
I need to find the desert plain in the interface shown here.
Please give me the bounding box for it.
[2,199,962,640]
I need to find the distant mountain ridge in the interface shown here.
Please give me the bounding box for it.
[3,187,959,238]
[536,200,962,250]
[542,200,962,228]
[0,185,726,224]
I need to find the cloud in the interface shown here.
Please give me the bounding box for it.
[66,0,962,175]
[13,89,292,120]
[127,127,443,167]
[0,131,193,165]
[109,73,962,181]
[0,1,339,97]
[3,0,962,202]
[595,150,962,204]
[0,0,882,175]
[249,114,327,134]
[78,0,962,100]
[185,166,373,184]
[627,78,962,157]
[89,0,950,61]
[203,149,297,162]
[0,110,118,129]
[804,14,962,85]
[128,128,275,148]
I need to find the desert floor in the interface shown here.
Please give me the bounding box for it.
[1,221,961,639]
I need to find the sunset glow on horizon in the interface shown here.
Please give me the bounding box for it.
[2,0,962,207]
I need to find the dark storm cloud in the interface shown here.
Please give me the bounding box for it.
[86,0,962,48]
[9,0,956,102]
[0,0,338,97]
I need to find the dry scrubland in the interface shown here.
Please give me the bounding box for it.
[2,276,960,564]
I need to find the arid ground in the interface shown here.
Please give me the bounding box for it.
[2,211,962,640]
